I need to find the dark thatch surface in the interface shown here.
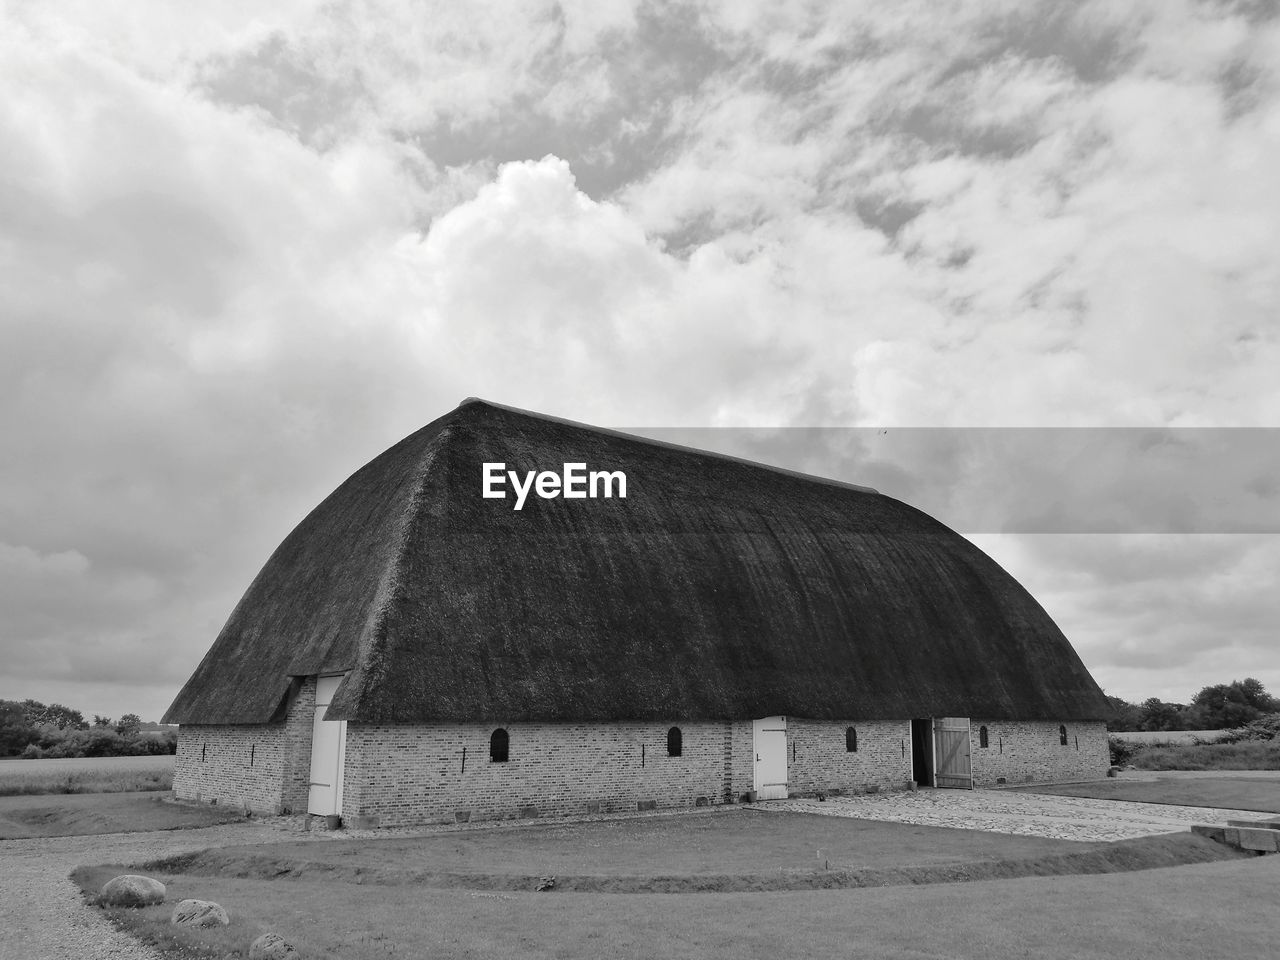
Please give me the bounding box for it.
[164,399,1111,725]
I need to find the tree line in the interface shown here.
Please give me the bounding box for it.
[0,699,177,758]
[3,678,1276,757]
[1105,678,1278,732]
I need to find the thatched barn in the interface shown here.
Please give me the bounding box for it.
[164,399,1111,827]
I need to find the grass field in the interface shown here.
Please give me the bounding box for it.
[147,810,1107,884]
[1012,776,1280,813]
[138,810,1245,895]
[1130,740,1280,770]
[59,774,1280,959]
[74,830,1267,960]
[0,791,241,839]
[0,755,174,796]
[1113,730,1231,744]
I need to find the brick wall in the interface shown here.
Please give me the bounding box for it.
[280,677,316,813]
[787,720,912,793]
[342,720,738,827]
[172,723,285,814]
[172,676,317,815]
[176,707,1110,825]
[970,719,1109,785]
[344,717,926,828]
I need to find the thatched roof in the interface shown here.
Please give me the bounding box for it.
[164,399,1111,725]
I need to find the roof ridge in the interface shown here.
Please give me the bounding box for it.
[455,397,880,496]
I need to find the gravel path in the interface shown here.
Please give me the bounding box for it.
[759,789,1277,841]
[0,821,290,960]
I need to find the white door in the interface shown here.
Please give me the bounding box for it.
[307,674,347,815]
[753,716,788,800]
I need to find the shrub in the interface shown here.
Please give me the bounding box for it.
[1108,736,1137,767]
[1217,713,1280,744]
[20,743,43,759]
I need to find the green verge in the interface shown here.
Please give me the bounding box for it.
[73,833,1258,960]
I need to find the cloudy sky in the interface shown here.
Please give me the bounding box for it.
[2,0,1278,723]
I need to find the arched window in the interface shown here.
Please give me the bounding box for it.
[667,726,682,757]
[490,728,509,763]
[845,726,858,752]
[979,725,989,748]
[1059,724,1068,746]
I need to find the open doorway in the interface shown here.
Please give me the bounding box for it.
[910,718,932,787]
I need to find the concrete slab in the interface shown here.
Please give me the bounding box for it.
[1226,818,1280,829]
[1236,828,1278,852]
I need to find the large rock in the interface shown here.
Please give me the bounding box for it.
[100,875,166,907]
[249,932,300,959]
[170,899,229,927]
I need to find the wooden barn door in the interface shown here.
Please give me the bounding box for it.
[933,717,973,789]
[307,674,348,816]
[753,716,788,800]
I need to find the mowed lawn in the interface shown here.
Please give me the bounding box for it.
[55,773,1278,958]
[1009,775,1280,814]
[77,849,1278,960]
[153,809,1112,883]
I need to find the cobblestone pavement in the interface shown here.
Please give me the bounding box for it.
[756,789,1276,842]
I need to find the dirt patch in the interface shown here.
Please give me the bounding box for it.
[0,791,244,839]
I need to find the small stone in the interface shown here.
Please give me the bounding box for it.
[100,875,166,907]
[249,932,299,959]
[1106,766,1121,777]
[171,899,230,927]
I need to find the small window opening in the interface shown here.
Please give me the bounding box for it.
[1059,724,1068,746]
[250,743,256,767]
[201,742,206,762]
[490,728,509,763]
[667,726,682,757]
[979,725,989,749]
[845,726,858,752]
